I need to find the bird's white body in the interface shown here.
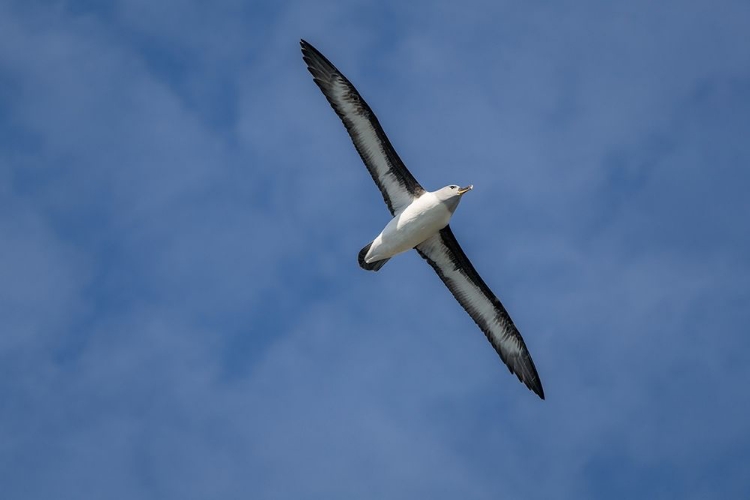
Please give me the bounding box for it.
[365,192,452,263]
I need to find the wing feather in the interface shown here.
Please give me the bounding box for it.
[417,226,544,399]
[301,40,424,215]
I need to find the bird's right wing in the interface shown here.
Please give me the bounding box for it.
[301,40,424,216]
[416,226,544,399]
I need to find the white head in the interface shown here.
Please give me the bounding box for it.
[434,184,473,213]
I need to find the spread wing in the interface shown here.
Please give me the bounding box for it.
[301,40,424,215]
[416,226,544,399]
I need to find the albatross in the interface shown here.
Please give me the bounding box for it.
[301,40,544,399]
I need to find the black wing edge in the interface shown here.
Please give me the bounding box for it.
[417,226,545,399]
[300,39,425,214]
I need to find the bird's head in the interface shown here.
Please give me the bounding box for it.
[435,184,473,213]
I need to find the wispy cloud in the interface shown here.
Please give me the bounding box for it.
[1,0,749,498]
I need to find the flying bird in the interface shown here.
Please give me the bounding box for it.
[301,40,544,399]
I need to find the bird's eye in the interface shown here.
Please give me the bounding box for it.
[451,185,457,190]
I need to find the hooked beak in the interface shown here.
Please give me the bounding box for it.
[457,185,473,195]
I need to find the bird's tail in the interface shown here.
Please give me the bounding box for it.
[358,242,390,272]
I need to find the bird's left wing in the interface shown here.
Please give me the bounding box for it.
[301,40,424,216]
[416,226,544,399]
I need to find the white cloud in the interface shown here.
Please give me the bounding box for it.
[1,0,749,498]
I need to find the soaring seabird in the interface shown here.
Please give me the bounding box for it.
[301,40,544,399]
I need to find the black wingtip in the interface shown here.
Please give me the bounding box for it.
[533,382,545,400]
[518,359,545,400]
[507,365,544,399]
[300,39,342,90]
[510,358,545,400]
[528,368,545,400]
[521,362,545,400]
[494,338,544,400]
[300,39,326,63]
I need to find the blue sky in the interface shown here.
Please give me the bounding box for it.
[1,0,749,498]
